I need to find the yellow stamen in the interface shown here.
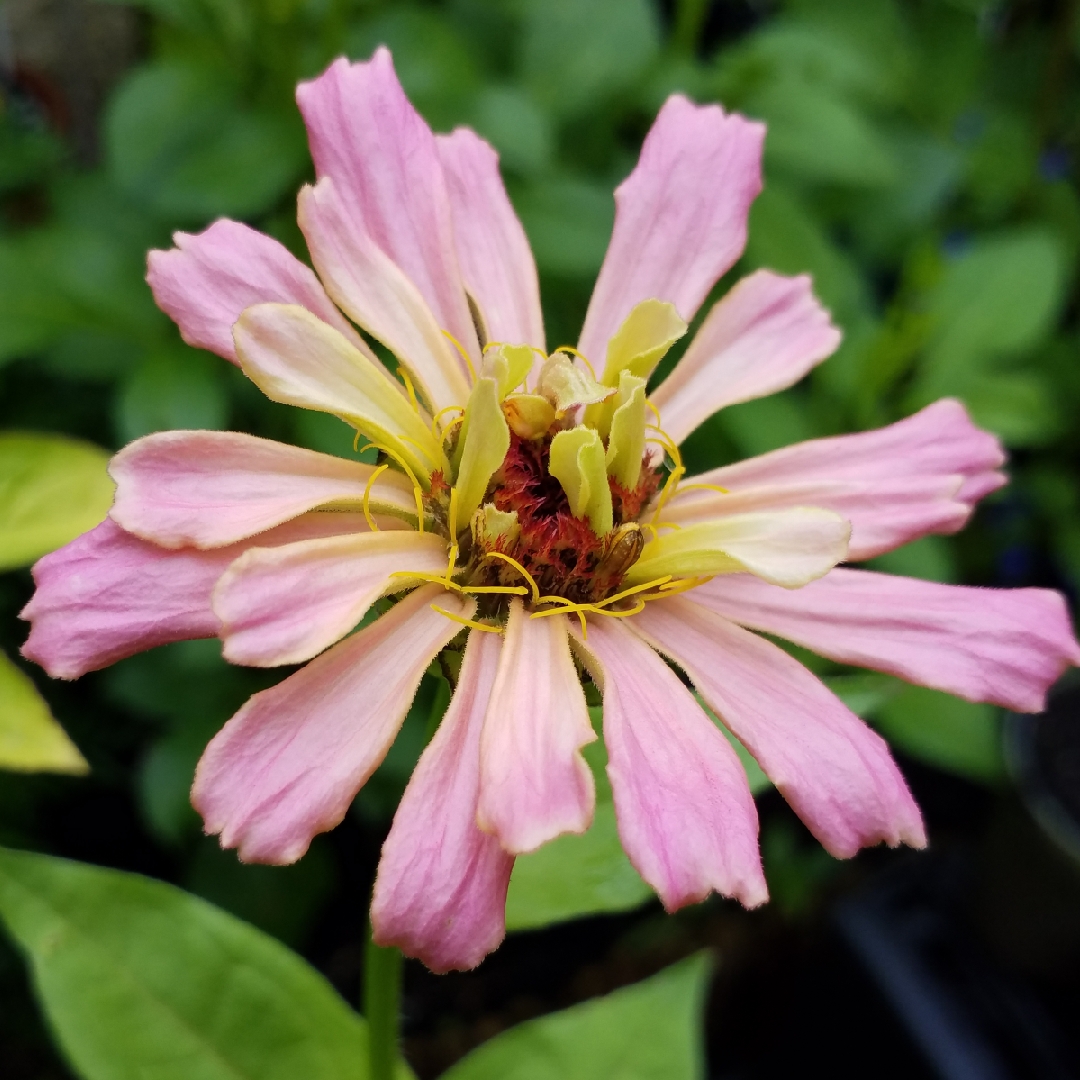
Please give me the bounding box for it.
[553,345,600,383]
[677,482,731,496]
[362,463,390,532]
[431,404,465,440]
[399,367,421,418]
[646,398,663,426]
[591,575,673,610]
[359,440,427,532]
[432,604,503,633]
[483,550,541,603]
[442,330,478,382]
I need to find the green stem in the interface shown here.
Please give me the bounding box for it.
[364,922,403,1080]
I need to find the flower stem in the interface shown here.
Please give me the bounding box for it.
[364,921,403,1080]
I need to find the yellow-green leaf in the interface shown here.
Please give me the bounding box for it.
[0,650,87,774]
[0,433,114,571]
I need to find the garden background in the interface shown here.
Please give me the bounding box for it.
[2,0,1079,1076]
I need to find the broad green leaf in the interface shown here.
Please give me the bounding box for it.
[469,86,553,175]
[0,651,87,774]
[867,534,958,583]
[516,175,614,278]
[520,0,660,120]
[505,801,653,932]
[750,80,898,188]
[959,371,1062,449]
[116,347,229,442]
[106,61,306,220]
[0,847,411,1080]
[443,953,710,1080]
[875,684,1003,782]
[744,184,869,324]
[913,228,1069,403]
[822,673,902,719]
[0,433,115,571]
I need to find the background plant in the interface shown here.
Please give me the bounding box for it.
[1,0,1079,1076]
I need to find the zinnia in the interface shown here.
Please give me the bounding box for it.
[21,49,1080,973]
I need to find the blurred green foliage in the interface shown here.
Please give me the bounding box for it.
[1,0,1079,1071]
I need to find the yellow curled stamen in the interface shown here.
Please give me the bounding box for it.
[392,571,464,594]
[591,575,673,610]
[461,585,529,595]
[431,404,465,440]
[362,463,390,533]
[399,368,421,418]
[677,481,731,496]
[361,440,427,532]
[553,344,600,383]
[646,398,663,426]
[432,604,503,633]
[442,329,478,382]
[483,551,540,603]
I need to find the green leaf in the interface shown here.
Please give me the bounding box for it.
[505,801,653,932]
[116,348,229,442]
[875,684,1003,782]
[913,228,1069,404]
[519,0,660,120]
[468,86,554,176]
[0,433,115,571]
[443,953,710,1080]
[106,61,306,221]
[744,184,869,324]
[516,176,614,278]
[0,652,88,775]
[506,731,651,931]
[750,80,898,188]
[0,847,409,1080]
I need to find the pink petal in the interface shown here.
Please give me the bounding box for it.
[664,476,968,562]
[214,530,450,667]
[571,617,767,911]
[192,585,474,864]
[146,219,371,365]
[477,602,596,854]
[669,398,1006,558]
[436,128,545,352]
[296,50,479,374]
[19,514,368,680]
[371,629,513,972]
[632,596,926,859]
[578,94,765,364]
[651,271,841,445]
[298,178,471,414]
[691,569,1080,714]
[110,430,417,549]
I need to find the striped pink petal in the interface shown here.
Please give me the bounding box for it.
[651,271,841,445]
[691,569,1080,714]
[19,514,369,680]
[146,219,370,365]
[477,601,596,854]
[572,617,767,911]
[193,585,474,864]
[437,127,545,352]
[110,430,417,549]
[296,49,478,374]
[371,629,513,972]
[663,476,968,562]
[633,596,926,859]
[213,530,449,667]
[298,178,471,414]
[668,399,1006,558]
[578,94,764,363]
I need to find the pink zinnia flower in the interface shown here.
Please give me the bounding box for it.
[21,50,1080,972]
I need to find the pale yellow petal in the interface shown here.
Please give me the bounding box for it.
[549,427,613,536]
[625,508,850,588]
[536,352,614,414]
[455,377,511,526]
[604,372,647,488]
[234,304,448,483]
